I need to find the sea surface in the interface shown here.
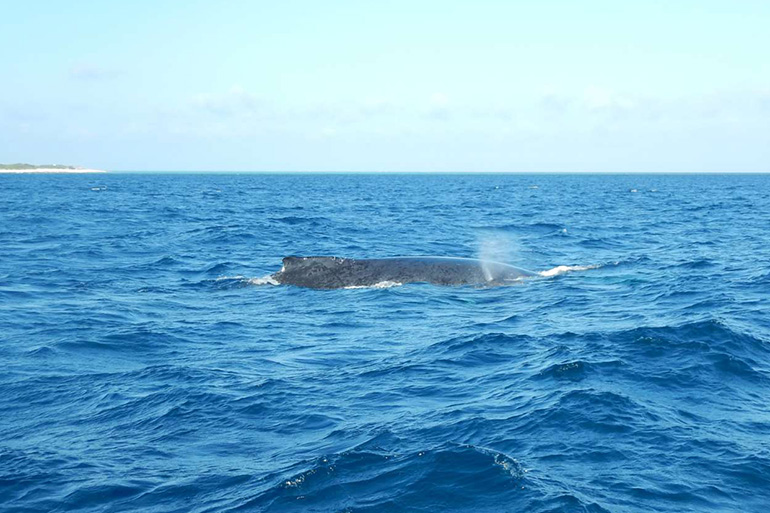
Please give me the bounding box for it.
[1,173,769,513]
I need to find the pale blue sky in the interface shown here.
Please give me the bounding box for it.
[1,0,768,171]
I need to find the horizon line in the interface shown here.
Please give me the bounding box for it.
[99,170,770,174]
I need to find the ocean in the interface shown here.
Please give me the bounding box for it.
[1,173,769,512]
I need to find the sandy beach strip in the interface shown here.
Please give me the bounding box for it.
[0,168,107,174]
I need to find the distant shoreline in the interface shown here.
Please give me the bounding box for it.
[0,168,107,174]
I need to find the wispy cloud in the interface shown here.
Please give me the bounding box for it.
[189,85,263,117]
[136,84,770,144]
[425,92,451,120]
[582,86,635,111]
[68,63,117,80]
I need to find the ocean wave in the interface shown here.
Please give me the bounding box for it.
[53,327,190,354]
[244,439,532,512]
[476,222,565,234]
[620,319,769,355]
[533,359,625,382]
[269,216,331,226]
[419,332,532,361]
[4,173,770,513]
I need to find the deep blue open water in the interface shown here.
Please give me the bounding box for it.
[1,173,769,512]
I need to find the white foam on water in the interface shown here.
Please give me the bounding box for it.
[217,275,280,286]
[215,275,246,281]
[248,275,280,286]
[222,274,400,289]
[539,264,600,277]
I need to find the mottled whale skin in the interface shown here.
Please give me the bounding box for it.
[271,256,537,289]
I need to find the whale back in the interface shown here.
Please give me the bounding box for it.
[277,256,349,289]
[273,256,536,289]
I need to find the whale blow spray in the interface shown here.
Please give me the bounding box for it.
[477,232,518,282]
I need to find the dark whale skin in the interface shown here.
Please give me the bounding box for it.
[271,256,537,289]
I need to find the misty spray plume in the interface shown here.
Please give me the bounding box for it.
[476,232,601,280]
[476,232,517,282]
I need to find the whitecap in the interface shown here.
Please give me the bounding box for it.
[539,264,600,277]
[248,275,280,286]
[215,275,246,281]
[215,275,280,286]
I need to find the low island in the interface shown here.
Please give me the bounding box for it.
[0,163,107,173]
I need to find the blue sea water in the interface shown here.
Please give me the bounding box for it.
[1,172,769,512]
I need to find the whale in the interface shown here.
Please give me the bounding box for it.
[270,256,538,289]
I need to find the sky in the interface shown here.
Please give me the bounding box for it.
[1,0,769,172]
